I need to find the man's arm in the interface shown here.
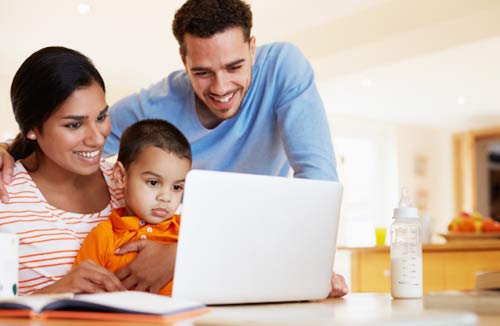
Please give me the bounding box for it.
[273,45,347,297]
[274,44,338,181]
[329,272,349,297]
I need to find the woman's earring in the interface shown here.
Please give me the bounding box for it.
[26,131,36,140]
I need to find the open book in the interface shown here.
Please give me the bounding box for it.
[0,290,209,322]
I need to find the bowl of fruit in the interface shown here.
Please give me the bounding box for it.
[441,211,500,241]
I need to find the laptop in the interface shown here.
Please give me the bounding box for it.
[172,170,343,305]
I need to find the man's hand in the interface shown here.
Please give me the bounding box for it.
[328,272,349,298]
[115,240,177,293]
[35,259,126,294]
[0,144,14,203]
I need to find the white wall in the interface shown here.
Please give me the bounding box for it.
[327,113,454,245]
[395,124,454,242]
[329,114,398,246]
[0,75,17,141]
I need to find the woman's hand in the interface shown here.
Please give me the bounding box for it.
[115,240,177,293]
[0,144,14,203]
[34,259,126,294]
[328,272,349,298]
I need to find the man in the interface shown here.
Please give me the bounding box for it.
[104,0,337,181]
[0,0,347,296]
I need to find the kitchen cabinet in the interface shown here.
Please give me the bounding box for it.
[339,241,500,292]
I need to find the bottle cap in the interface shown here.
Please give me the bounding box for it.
[393,187,419,219]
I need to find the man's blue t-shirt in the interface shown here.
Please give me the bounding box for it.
[105,42,337,181]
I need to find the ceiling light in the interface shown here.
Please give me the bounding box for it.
[457,96,466,106]
[77,3,91,15]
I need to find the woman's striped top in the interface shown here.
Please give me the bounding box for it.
[0,160,124,295]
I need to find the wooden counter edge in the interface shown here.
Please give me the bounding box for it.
[338,240,500,253]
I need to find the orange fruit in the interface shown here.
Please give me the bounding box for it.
[458,218,475,232]
[482,218,500,232]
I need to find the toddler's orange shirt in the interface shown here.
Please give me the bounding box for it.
[74,207,180,295]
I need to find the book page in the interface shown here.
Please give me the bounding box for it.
[0,293,74,313]
[63,291,204,315]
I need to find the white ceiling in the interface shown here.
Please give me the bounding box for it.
[1,0,499,133]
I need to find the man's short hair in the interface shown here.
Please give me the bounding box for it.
[173,0,252,56]
[117,119,192,169]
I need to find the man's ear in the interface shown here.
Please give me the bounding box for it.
[112,161,127,189]
[180,47,187,67]
[249,36,256,65]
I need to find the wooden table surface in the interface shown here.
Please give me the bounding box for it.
[0,293,495,326]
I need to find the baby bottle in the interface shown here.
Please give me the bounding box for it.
[390,187,423,299]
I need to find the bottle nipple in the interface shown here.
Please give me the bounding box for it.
[394,187,418,219]
[399,187,412,208]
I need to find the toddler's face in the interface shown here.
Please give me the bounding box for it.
[120,146,191,224]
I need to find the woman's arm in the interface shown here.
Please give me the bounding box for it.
[114,240,177,293]
[34,259,126,294]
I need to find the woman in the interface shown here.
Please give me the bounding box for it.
[0,47,143,295]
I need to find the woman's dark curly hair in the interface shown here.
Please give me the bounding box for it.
[173,0,252,56]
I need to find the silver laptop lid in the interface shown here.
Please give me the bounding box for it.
[172,170,343,305]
